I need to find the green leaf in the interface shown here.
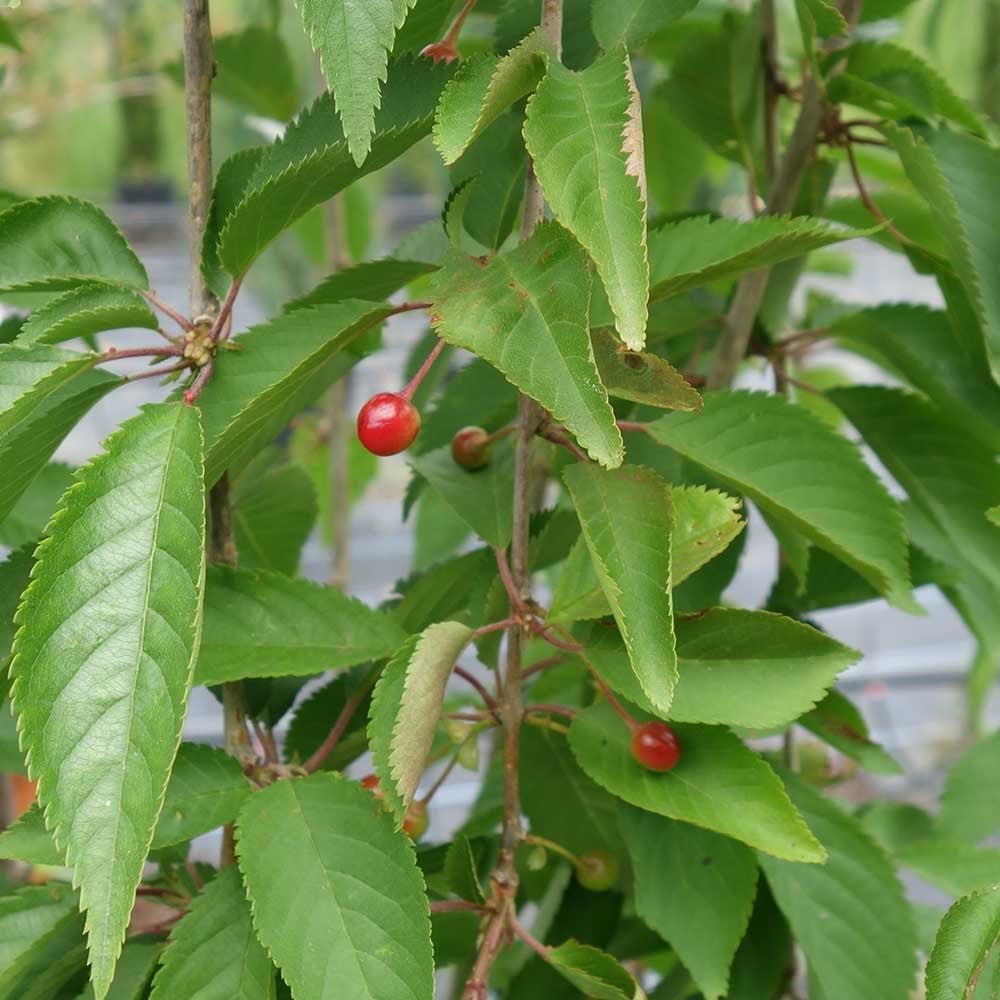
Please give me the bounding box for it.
[925,885,1000,1000]
[938,729,1000,843]
[10,402,206,997]
[0,16,21,51]
[77,939,162,1000]
[800,689,902,775]
[758,772,917,1000]
[582,608,857,729]
[236,772,434,1000]
[195,566,406,685]
[827,42,984,136]
[831,387,1000,597]
[207,26,298,120]
[830,304,1000,453]
[563,464,677,714]
[648,391,916,612]
[284,670,373,772]
[591,328,701,412]
[149,868,275,1000]
[726,885,790,1000]
[647,215,871,303]
[0,804,64,867]
[670,485,744,585]
[569,702,824,862]
[547,941,645,999]
[285,258,436,313]
[369,622,472,822]
[620,806,757,999]
[431,223,623,467]
[443,835,487,903]
[795,0,846,63]
[218,58,450,275]
[524,49,649,349]
[0,197,147,292]
[592,0,700,49]
[152,742,251,850]
[0,885,83,995]
[410,441,515,549]
[886,123,1000,378]
[0,462,74,549]
[295,0,418,164]
[232,463,317,576]
[1,549,37,665]
[896,839,1000,898]
[18,285,157,346]
[197,301,392,485]
[432,29,555,164]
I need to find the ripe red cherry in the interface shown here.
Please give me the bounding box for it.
[575,849,619,892]
[630,721,681,772]
[403,800,429,840]
[361,773,381,795]
[451,426,492,470]
[357,393,421,456]
[420,40,459,64]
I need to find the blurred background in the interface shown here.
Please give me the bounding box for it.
[1,0,998,906]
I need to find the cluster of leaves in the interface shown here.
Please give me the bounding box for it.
[0,0,999,998]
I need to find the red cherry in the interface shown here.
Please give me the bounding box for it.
[630,721,681,773]
[361,773,382,796]
[575,849,619,891]
[403,800,429,840]
[420,40,459,64]
[451,426,492,470]
[357,393,421,456]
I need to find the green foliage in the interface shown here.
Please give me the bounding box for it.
[10,403,205,996]
[547,940,644,999]
[925,885,1000,1000]
[592,0,700,49]
[17,285,157,346]
[938,729,1000,843]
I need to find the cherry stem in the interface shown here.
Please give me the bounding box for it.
[511,917,551,962]
[521,655,565,680]
[616,420,649,434]
[302,670,378,773]
[453,665,499,711]
[126,360,192,383]
[442,0,477,47]
[539,425,589,463]
[586,663,638,732]
[430,899,489,915]
[530,622,584,655]
[845,140,912,246]
[485,424,516,446]
[523,833,579,866]
[209,278,243,342]
[141,289,194,332]
[99,345,184,362]
[183,359,214,405]
[473,617,518,640]
[421,747,463,806]
[400,337,446,401]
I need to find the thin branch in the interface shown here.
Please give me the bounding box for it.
[453,665,500,711]
[525,703,576,720]
[761,0,782,184]
[493,546,527,616]
[616,420,649,435]
[303,670,378,774]
[844,140,912,245]
[521,654,565,680]
[183,360,214,405]
[472,617,518,640]
[99,345,183,362]
[208,278,243,341]
[511,917,551,962]
[430,899,489,915]
[421,749,463,805]
[141,289,194,332]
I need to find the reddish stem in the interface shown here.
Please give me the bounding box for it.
[493,547,527,616]
[529,622,584,655]
[511,917,551,962]
[100,345,183,362]
[521,655,565,680]
[473,617,518,639]
[539,426,588,463]
[587,665,638,732]
[525,703,576,720]
[400,337,446,401]
[453,665,499,711]
[209,278,243,342]
[142,289,194,332]
[183,360,214,405]
[302,675,375,773]
[126,360,192,383]
[430,899,489,915]
[443,0,477,46]
[616,420,649,434]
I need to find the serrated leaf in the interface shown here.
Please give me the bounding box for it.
[18,285,157,346]
[828,42,985,136]
[431,223,623,467]
[369,622,472,821]
[648,391,916,612]
[433,29,555,164]
[831,386,1000,597]
[524,49,648,349]
[284,671,374,772]
[444,836,486,903]
[218,58,451,275]
[0,462,74,549]
[295,0,419,164]
[195,566,406,685]
[0,885,83,995]
[232,463,317,576]
[149,868,274,1000]
[0,804,64,867]
[0,197,147,292]
[759,772,917,1000]
[620,805,757,999]
[591,328,701,412]
[582,608,857,729]
[569,702,824,862]
[236,772,434,1000]
[410,441,515,548]
[563,464,676,712]
[925,885,1000,1000]
[800,689,902,775]
[938,729,1000,844]
[197,300,392,485]
[548,941,645,999]
[647,215,871,303]
[896,839,1000,898]
[592,0,700,49]
[77,939,162,1000]
[795,0,846,62]
[10,402,206,997]
[285,258,436,313]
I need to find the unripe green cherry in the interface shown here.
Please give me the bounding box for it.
[575,849,619,891]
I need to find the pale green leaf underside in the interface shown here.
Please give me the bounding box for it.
[369,622,472,822]
[648,391,915,612]
[10,402,206,997]
[524,49,649,349]
[925,885,1000,1000]
[295,0,418,165]
[548,940,646,999]
[563,463,676,712]
[0,196,148,292]
[195,565,406,685]
[149,868,275,1000]
[647,214,872,302]
[759,773,918,1000]
[18,285,157,346]
[620,805,757,999]
[236,773,434,1000]
[569,702,824,862]
[433,28,555,164]
[583,607,858,729]
[431,223,623,467]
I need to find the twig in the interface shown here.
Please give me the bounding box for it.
[303,671,378,774]
[430,899,489,915]
[183,360,214,405]
[511,917,551,962]
[208,278,243,342]
[539,425,588,463]
[616,420,648,434]
[454,665,500,711]
[99,345,183,362]
[844,140,912,245]
[126,360,191,383]
[141,289,193,332]
[525,703,576,720]
[493,547,527,616]
[521,655,565,680]
[421,750,463,805]
[472,618,518,640]
[761,0,782,183]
